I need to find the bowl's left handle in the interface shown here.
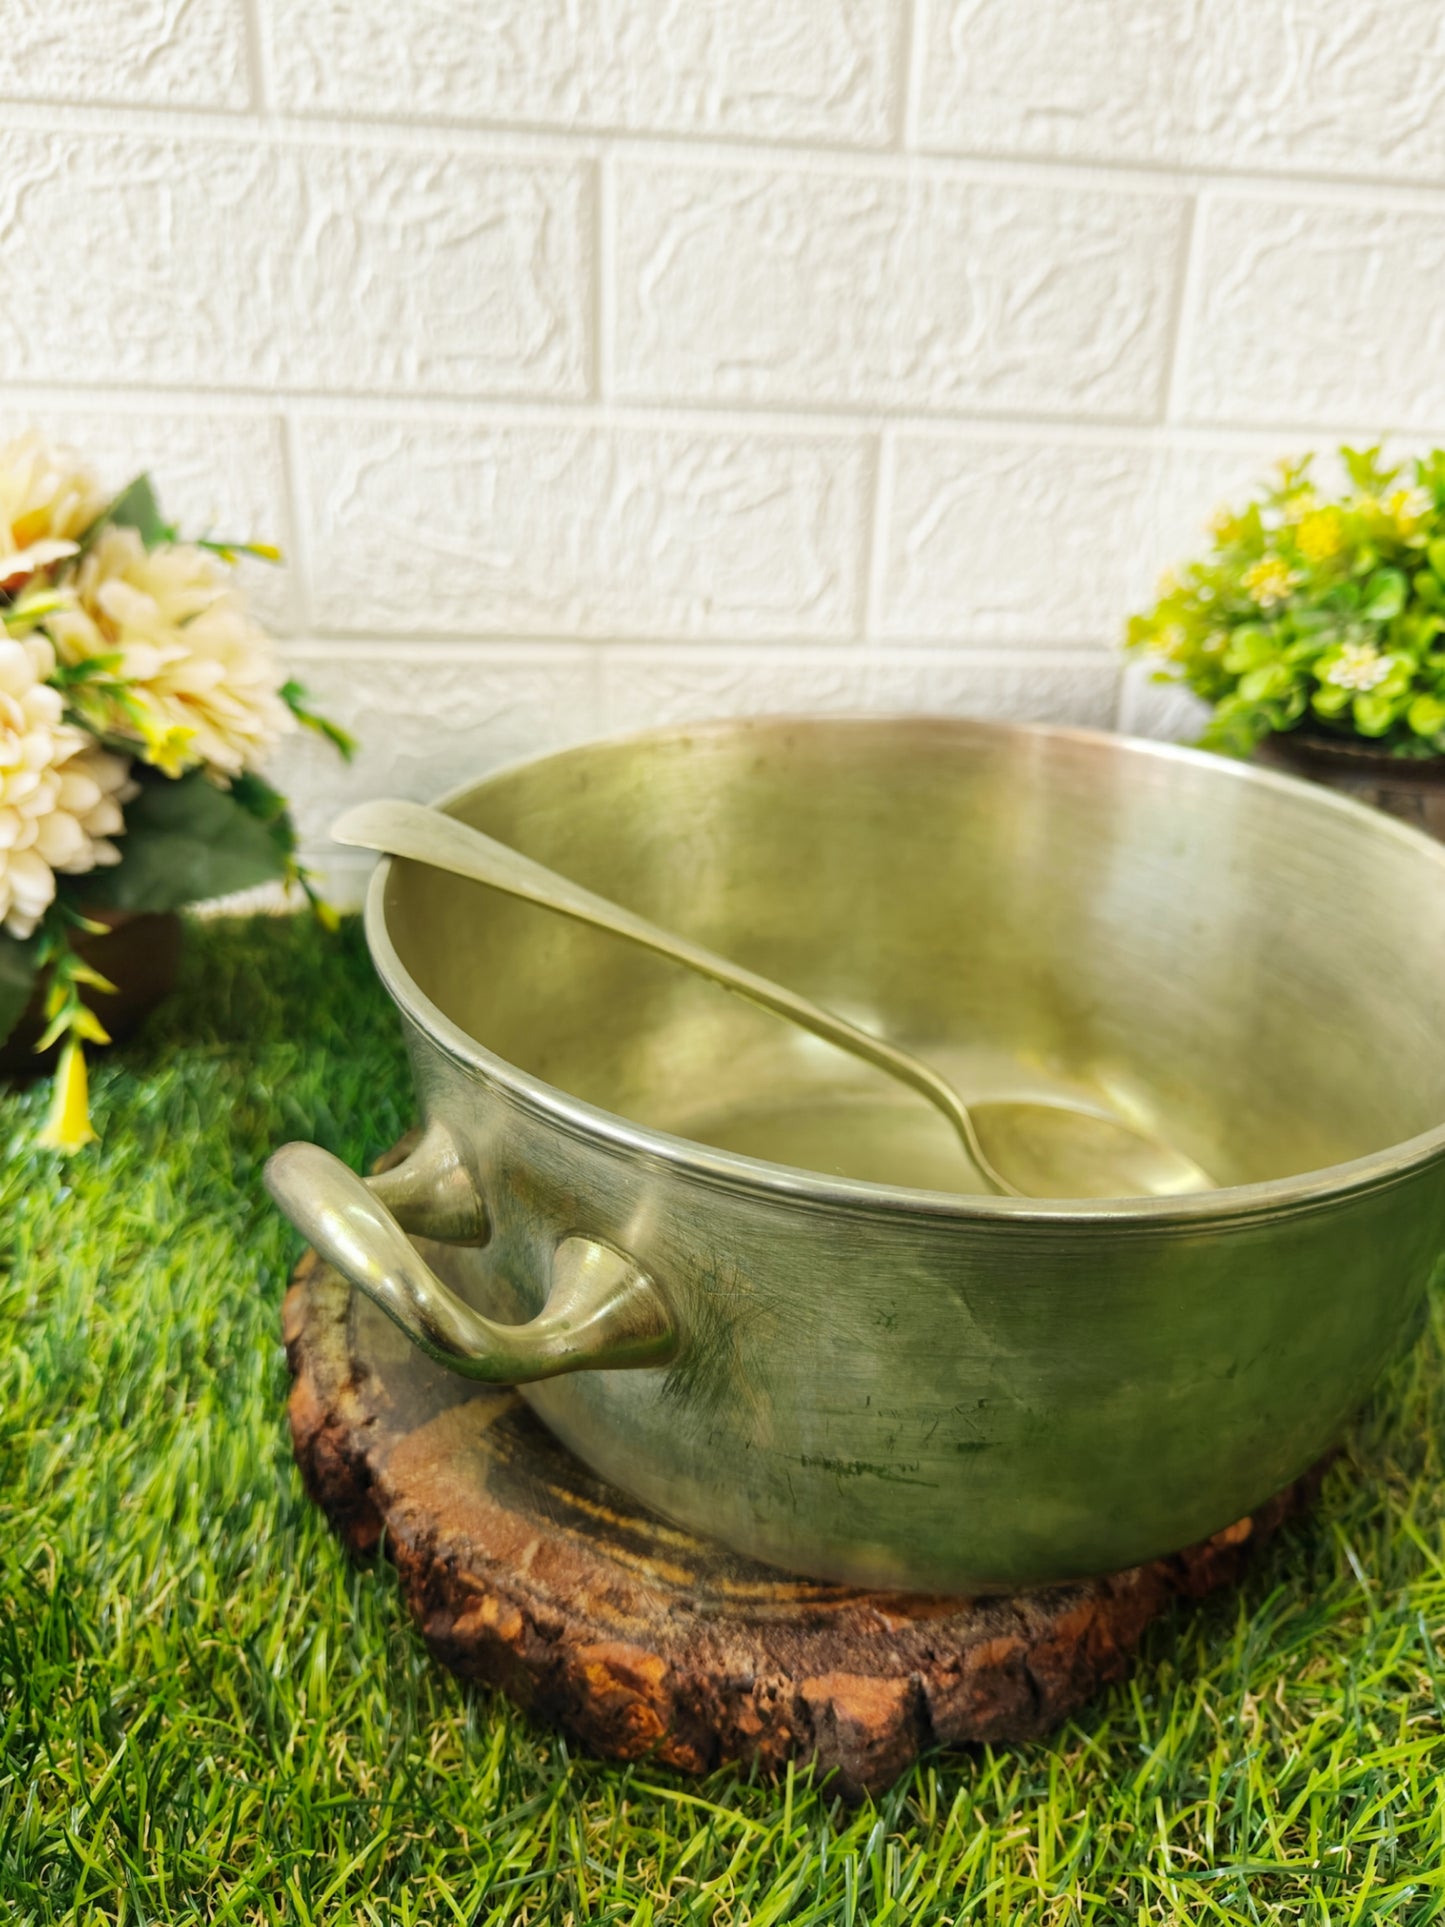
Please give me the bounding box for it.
[265,1136,677,1385]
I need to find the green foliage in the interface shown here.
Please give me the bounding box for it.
[96,472,177,549]
[0,930,39,1043]
[280,677,358,762]
[80,769,291,914]
[6,916,1445,1921]
[1127,445,1445,757]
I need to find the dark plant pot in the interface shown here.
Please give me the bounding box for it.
[0,911,184,1078]
[1256,732,1445,842]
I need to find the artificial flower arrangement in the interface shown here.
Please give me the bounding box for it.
[1127,445,1445,760]
[0,430,351,1149]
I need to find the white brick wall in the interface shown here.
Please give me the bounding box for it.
[4,1,1443,899]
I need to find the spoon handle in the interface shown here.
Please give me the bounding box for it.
[331,798,1010,1193]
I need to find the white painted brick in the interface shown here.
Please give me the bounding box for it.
[917,0,1445,186]
[271,646,600,842]
[0,405,296,634]
[1180,195,1445,430]
[863,651,1119,727]
[299,418,869,641]
[0,0,249,109]
[268,0,897,146]
[599,647,1119,733]
[613,160,1185,420]
[879,435,1274,646]
[599,649,868,731]
[1118,658,1212,744]
[0,132,590,401]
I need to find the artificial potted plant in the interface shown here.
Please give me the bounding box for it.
[0,431,350,1148]
[1127,446,1445,834]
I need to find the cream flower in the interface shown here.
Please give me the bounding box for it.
[49,526,293,778]
[1323,642,1392,693]
[0,635,134,939]
[0,431,107,594]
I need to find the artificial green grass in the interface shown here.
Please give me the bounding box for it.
[4,914,1445,1923]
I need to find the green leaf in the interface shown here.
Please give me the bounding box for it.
[1427,537,1445,578]
[1361,568,1408,621]
[0,931,40,1046]
[1341,444,1397,494]
[99,474,177,549]
[279,679,357,762]
[1408,693,1445,739]
[82,770,290,913]
[1353,691,1401,737]
[1222,625,1277,673]
[1237,661,1294,702]
[1311,683,1353,718]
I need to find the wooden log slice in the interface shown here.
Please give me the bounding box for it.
[284,1191,1320,1799]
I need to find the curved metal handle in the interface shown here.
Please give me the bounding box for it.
[265,1140,678,1384]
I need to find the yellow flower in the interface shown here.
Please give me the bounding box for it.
[1156,568,1182,598]
[1280,488,1321,525]
[1207,505,1240,542]
[1385,486,1431,534]
[1242,556,1298,609]
[48,527,294,779]
[1295,507,1345,562]
[0,430,107,593]
[36,1039,98,1152]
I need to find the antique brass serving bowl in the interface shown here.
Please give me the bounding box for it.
[267,717,1445,1592]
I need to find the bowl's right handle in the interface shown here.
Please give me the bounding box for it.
[264,1131,677,1385]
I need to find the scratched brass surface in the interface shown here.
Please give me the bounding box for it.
[273,717,1445,1590]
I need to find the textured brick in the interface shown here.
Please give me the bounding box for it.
[272,647,600,842]
[1179,195,1445,429]
[268,0,897,146]
[879,435,1273,645]
[1118,659,1212,744]
[0,0,249,109]
[0,405,296,634]
[299,418,869,640]
[613,161,1184,419]
[0,132,590,400]
[600,648,1119,732]
[917,0,1445,185]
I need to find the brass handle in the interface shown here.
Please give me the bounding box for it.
[264,1139,677,1384]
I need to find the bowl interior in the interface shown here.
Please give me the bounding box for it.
[381,718,1445,1195]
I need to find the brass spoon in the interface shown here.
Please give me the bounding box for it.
[333,799,1214,1201]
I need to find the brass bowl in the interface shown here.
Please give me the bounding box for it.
[268,717,1445,1591]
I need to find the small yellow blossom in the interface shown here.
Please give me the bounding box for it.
[1242,556,1298,609]
[1207,505,1240,541]
[1156,568,1182,599]
[1296,507,1345,562]
[36,1039,98,1152]
[1385,486,1431,534]
[1280,488,1321,525]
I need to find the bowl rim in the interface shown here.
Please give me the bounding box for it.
[363,713,1445,1228]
